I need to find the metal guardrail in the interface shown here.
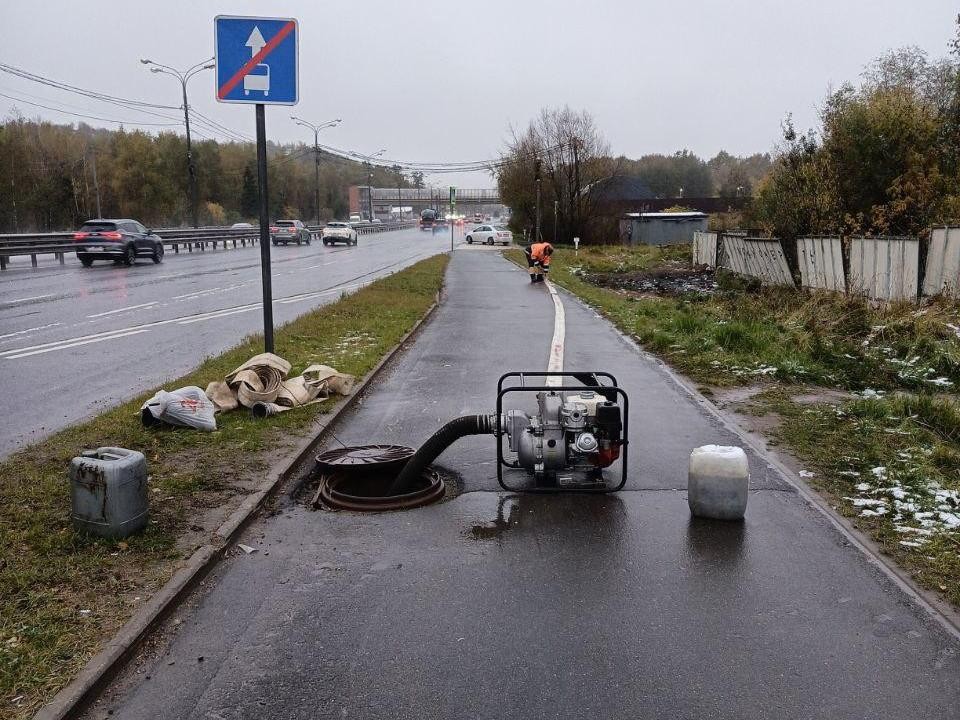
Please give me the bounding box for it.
[0,221,417,269]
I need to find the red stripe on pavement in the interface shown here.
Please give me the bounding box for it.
[217,20,295,99]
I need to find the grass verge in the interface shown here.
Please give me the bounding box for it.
[505,245,960,610]
[0,254,448,718]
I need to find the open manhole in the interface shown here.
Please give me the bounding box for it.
[311,445,445,511]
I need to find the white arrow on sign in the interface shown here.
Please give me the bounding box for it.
[245,26,266,57]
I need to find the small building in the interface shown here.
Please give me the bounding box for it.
[621,211,708,246]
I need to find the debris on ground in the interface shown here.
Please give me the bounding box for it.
[584,264,718,297]
[205,352,355,418]
[140,386,217,431]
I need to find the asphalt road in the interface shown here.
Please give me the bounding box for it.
[0,226,459,456]
[89,250,960,720]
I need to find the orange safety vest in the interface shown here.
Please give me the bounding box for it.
[531,242,553,264]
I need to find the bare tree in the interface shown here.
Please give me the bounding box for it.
[497,106,618,244]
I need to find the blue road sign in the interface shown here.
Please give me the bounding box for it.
[215,16,298,105]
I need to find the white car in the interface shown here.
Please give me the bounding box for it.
[465,224,513,246]
[322,221,358,246]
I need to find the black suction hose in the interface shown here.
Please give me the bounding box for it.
[389,414,495,494]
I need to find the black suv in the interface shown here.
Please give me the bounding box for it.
[73,219,164,267]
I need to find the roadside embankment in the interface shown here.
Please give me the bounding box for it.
[0,254,448,718]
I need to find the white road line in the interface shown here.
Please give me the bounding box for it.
[277,284,361,305]
[176,306,258,325]
[545,279,565,386]
[172,287,222,300]
[87,301,158,318]
[0,322,61,341]
[4,294,54,304]
[4,329,152,359]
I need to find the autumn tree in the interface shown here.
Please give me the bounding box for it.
[497,106,617,244]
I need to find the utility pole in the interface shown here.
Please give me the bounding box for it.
[554,199,558,245]
[361,149,386,221]
[367,172,374,222]
[572,137,580,240]
[141,57,214,228]
[91,151,102,218]
[290,117,341,225]
[534,158,542,243]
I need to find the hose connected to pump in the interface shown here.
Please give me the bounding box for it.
[389,414,495,494]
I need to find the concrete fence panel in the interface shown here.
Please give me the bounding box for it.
[797,237,845,292]
[922,227,960,298]
[849,236,919,302]
[721,236,794,287]
[692,231,718,267]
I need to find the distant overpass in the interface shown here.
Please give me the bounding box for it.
[349,186,504,220]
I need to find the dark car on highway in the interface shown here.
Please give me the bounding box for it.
[73,219,164,267]
[270,219,311,245]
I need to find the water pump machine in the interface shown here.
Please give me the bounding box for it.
[389,371,628,494]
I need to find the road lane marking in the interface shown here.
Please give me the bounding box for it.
[176,306,259,325]
[3,328,152,359]
[0,294,54,308]
[276,284,361,304]
[87,301,158,318]
[172,286,223,299]
[0,322,62,341]
[545,279,565,386]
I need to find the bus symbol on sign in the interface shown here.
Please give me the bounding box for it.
[244,64,270,96]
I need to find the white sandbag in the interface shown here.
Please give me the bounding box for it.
[688,445,749,520]
[141,386,217,432]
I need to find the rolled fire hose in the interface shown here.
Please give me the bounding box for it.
[389,414,495,494]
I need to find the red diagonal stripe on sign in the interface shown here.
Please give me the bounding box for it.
[218,20,295,99]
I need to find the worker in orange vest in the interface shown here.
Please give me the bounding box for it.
[528,241,554,283]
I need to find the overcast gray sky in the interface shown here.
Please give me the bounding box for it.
[1,0,956,188]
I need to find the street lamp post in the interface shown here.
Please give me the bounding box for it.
[362,149,386,221]
[141,57,214,229]
[290,117,341,225]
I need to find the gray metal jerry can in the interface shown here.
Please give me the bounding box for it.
[70,447,149,539]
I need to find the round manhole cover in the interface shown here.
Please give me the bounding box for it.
[316,445,414,473]
[312,445,444,512]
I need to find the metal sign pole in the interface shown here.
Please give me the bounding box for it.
[255,103,274,353]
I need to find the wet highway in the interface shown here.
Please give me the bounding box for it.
[0,227,456,456]
[88,250,960,719]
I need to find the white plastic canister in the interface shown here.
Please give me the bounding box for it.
[687,445,749,520]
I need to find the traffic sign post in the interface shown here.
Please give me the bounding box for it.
[449,186,456,252]
[215,16,299,353]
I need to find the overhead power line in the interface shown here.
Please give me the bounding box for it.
[0,61,178,110]
[0,61,253,144]
[0,89,182,127]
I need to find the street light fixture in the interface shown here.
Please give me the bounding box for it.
[141,57,214,228]
[290,116,341,225]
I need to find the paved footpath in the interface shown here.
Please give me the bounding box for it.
[90,248,959,720]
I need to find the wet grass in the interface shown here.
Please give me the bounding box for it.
[508,246,960,391]
[752,389,960,608]
[0,254,448,718]
[504,244,960,609]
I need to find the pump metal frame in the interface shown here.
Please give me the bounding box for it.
[495,371,629,493]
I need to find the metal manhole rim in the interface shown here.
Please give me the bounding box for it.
[316,467,445,512]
